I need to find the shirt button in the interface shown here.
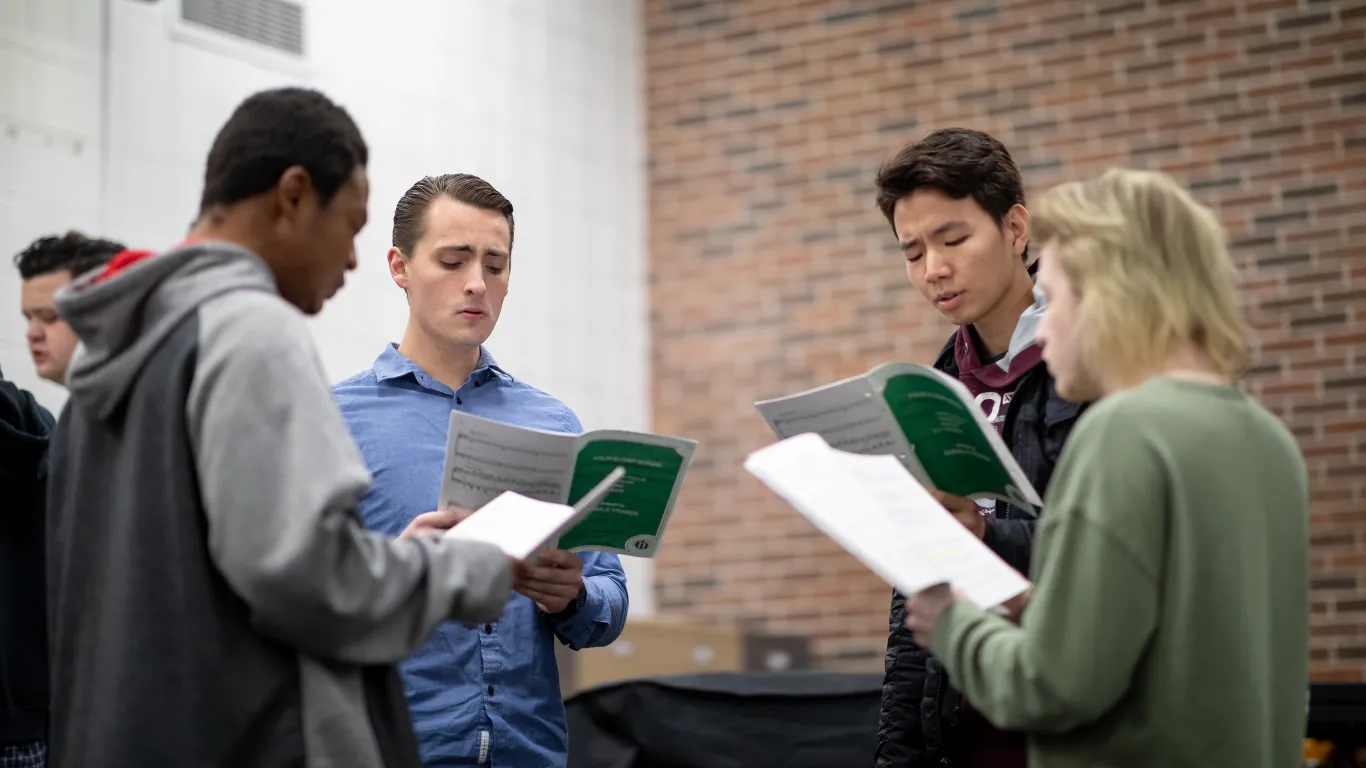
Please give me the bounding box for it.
[485,624,493,634]
[487,685,495,696]
[456,396,463,405]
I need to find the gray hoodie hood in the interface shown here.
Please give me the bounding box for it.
[1002,280,1047,369]
[55,242,278,420]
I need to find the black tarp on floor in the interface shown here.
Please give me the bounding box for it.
[565,672,881,768]
[570,677,1366,766]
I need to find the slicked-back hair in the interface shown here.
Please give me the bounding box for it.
[392,174,515,256]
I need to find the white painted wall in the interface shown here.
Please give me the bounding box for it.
[0,0,654,615]
[0,0,104,406]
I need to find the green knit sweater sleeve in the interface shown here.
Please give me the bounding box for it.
[932,402,1165,733]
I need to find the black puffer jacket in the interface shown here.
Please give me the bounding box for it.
[874,336,1085,767]
[0,366,55,746]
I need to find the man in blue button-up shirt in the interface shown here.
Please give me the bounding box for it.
[334,173,628,766]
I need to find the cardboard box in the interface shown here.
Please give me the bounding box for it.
[559,618,744,696]
[558,619,814,697]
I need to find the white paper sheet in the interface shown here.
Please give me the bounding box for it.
[443,468,627,558]
[744,433,1029,609]
[442,491,577,560]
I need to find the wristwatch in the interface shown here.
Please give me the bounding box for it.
[545,586,588,624]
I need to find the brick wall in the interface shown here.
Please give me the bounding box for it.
[646,0,1366,677]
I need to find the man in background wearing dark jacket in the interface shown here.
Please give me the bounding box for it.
[871,128,1085,767]
[0,366,54,768]
[2,234,121,768]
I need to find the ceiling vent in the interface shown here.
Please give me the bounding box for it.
[180,0,303,57]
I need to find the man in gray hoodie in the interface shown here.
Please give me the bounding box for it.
[44,87,521,768]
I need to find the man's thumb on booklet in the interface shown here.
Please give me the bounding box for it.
[400,506,476,539]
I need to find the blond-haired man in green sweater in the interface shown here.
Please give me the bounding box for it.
[906,168,1309,768]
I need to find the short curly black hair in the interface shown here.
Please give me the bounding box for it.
[14,231,126,280]
[199,87,368,214]
[874,128,1028,261]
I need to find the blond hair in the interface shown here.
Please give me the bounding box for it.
[1032,168,1249,385]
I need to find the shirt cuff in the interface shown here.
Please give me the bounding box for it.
[544,585,587,625]
[549,582,603,647]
